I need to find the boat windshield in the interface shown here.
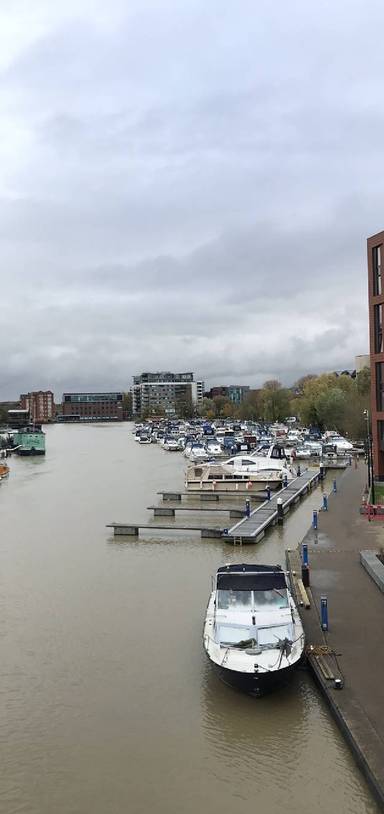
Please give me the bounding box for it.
[217,588,288,610]
[218,590,253,609]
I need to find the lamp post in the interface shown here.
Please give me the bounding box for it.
[364,409,375,504]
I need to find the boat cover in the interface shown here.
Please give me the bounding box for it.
[217,563,286,591]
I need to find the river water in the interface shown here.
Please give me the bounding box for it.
[0,423,379,814]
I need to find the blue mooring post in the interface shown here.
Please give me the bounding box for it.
[297,465,301,477]
[283,474,288,487]
[312,510,318,530]
[302,543,309,566]
[245,499,251,518]
[321,596,329,631]
[333,479,337,493]
[266,486,271,501]
[323,494,328,511]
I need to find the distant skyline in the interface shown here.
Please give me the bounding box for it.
[0,0,380,399]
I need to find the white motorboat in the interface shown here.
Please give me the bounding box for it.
[163,436,182,451]
[188,443,210,463]
[203,563,305,696]
[327,435,353,453]
[138,432,152,444]
[185,450,293,492]
[205,438,223,457]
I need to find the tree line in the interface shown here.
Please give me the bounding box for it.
[199,368,371,440]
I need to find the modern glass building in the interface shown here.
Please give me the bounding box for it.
[132,373,203,416]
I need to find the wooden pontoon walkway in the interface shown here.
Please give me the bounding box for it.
[226,468,321,543]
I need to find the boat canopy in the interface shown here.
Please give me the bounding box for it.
[216,564,286,591]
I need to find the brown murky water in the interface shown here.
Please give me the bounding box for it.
[0,424,379,813]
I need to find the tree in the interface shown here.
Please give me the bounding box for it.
[237,389,262,420]
[122,392,132,419]
[356,367,371,396]
[259,380,290,422]
[212,395,231,417]
[198,398,215,417]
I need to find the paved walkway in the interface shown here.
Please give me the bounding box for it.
[291,463,384,806]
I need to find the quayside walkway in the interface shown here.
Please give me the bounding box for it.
[287,464,384,806]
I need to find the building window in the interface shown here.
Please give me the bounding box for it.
[375,304,384,353]
[373,245,382,296]
[376,362,384,411]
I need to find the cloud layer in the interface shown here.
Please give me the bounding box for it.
[0,0,381,398]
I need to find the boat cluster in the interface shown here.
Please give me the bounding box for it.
[133,419,355,459]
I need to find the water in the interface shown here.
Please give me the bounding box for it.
[0,424,379,814]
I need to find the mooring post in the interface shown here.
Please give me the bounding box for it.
[321,596,329,631]
[322,494,328,511]
[297,465,301,477]
[301,544,310,586]
[283,474,288,487]
[266,486,271,501]
[245,498,251,518]
[333,479,337,493]
[348,455,352,466]
[312,510,318,530]
[277,497,284,524]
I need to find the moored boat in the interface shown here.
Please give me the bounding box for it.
[0,461,9,479]
[15,426,46,456]
[203,563,305,696]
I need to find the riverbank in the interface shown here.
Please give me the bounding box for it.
[288,463,384,808]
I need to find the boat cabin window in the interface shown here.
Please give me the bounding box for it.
[217,590,253,609]
[217,588,288,610]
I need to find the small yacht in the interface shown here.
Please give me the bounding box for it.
[205,438,222,457]
[138,432,152,444]
[203,563,305,696]
[188,443,210,463]
[163,436,182,451]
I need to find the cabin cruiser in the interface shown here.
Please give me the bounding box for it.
[185,448,294,492]
[203,563,305,696]
[205,438,222,457]
[188,443,210,463]
[138,431,152,444]
[163,436,182,451]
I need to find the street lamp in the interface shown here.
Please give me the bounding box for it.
[363,409,375,504]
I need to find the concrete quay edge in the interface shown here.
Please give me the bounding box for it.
[360,550,384,594]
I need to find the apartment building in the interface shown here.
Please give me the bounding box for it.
[20,391,55,424]
[132,372,203,416]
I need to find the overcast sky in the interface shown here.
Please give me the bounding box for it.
[0,0,382,399]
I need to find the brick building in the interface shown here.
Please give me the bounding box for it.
[61,392,124,421]
[20,391,55,424]
[368,230,384,478]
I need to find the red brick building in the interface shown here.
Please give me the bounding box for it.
[368,230,384,478]
[20,391,55,424]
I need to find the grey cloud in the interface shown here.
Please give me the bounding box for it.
[0,0,380,398]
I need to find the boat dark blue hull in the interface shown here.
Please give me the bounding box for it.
[214,662,296,697]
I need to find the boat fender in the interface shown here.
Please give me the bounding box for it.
[212,480,216,491]
[246,480,252,490]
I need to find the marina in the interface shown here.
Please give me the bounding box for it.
[107,467,322,542]
[0,424,380,814]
